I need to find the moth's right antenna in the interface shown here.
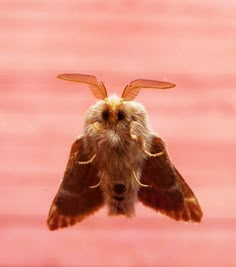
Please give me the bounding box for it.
[121,79,176,101]
[57,73,108,100]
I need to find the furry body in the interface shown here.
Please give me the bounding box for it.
[83,95,153,216]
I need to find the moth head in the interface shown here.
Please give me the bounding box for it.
[101,96,126,123]
[57,73,175,101]
[84,95,128,126]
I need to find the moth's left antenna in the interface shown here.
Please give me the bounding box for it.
[57,73,107,100]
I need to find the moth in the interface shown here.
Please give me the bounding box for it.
[47,73,203,230]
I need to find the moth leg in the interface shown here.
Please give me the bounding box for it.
[92,121,102,131]
[142,145,164,158]
[78,154,96,165]
[133,135,164,158]
[130,134,138,141]
[130,121,144,139]
[132,170,149,187]
[86,121,103,137]
[89,171,104,189]
[130,121,164,157]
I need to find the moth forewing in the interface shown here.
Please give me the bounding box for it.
[47,74,202,230]
[47,137,104,231]
[139,136,203,222]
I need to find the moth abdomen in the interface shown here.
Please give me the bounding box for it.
[113,196,125,201]
[108,196,135,217]
[113,183,126,194]
[105,182,137,217]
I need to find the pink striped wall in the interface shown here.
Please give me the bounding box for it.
[0,1,236,266]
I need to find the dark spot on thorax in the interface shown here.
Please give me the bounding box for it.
[113,183,126,194]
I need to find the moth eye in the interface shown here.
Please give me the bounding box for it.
[102,109,109,120]
[117,109,125,120]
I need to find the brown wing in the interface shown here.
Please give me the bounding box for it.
[47,136,104,230]
[138,135,203,222]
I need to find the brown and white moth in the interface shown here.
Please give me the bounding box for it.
[47,73,203,230]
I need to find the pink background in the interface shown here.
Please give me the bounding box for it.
[1,1,236,266]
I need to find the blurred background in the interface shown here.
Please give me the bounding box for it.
[0,1,236,266]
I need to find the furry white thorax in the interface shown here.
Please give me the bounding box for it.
[82,94,154,216]
[83,94,152,153]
